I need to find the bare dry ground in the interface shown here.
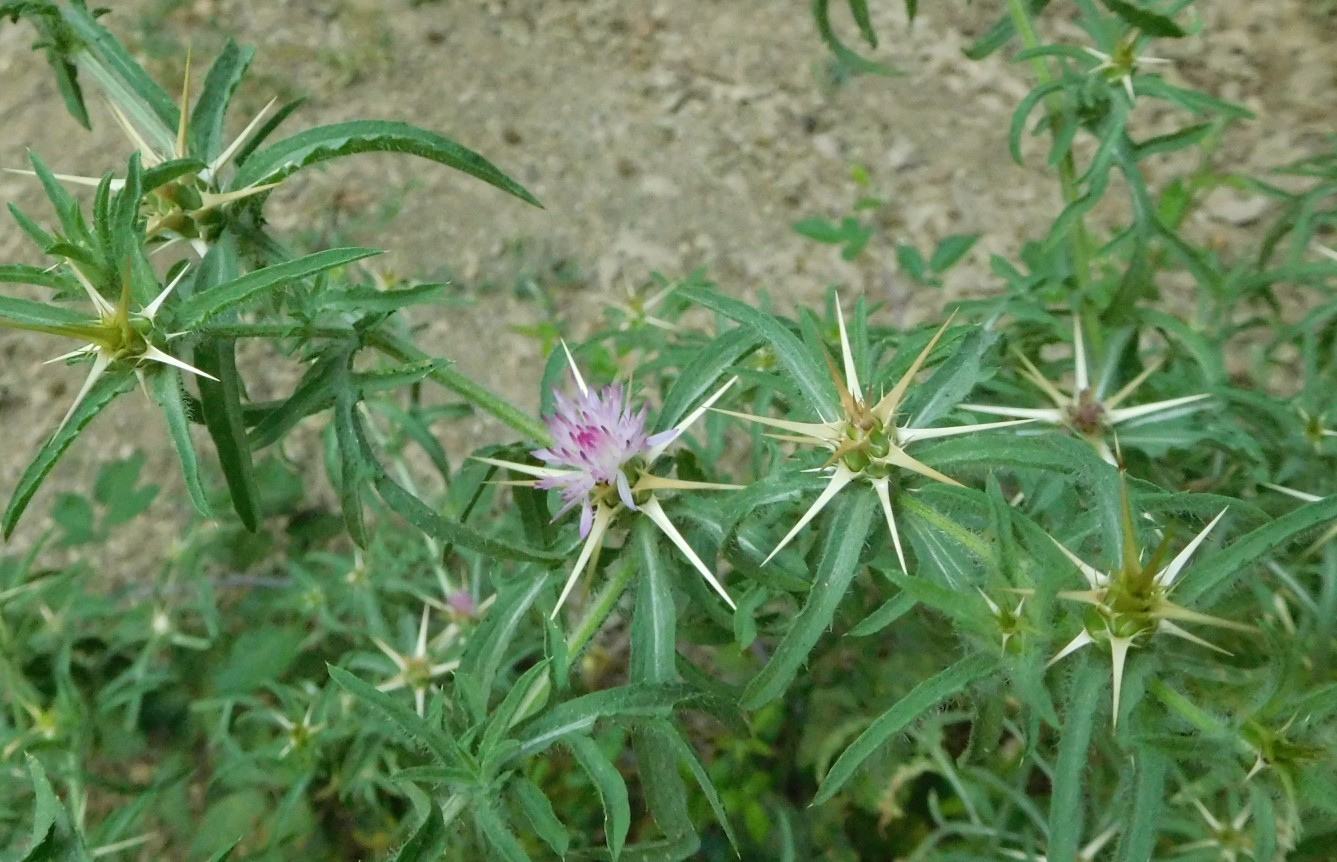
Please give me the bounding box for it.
[1,0,1333,574]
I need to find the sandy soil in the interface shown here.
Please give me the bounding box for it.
[0,0,1333,572]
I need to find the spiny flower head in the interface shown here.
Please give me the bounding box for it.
[532,381,673,536]
[478,344,738,617]
[964,319,1209,464]
[3,261,215,432]
[1048,474,1252,725]
[718,302,1025,571]
[1084,34,1170,103]
[9,55,279,255]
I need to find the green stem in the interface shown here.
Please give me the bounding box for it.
[1005,0,1099,337]
[366,329,552,445]
[509,557,637,732]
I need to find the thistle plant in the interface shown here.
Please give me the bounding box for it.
[4,1,1337,860]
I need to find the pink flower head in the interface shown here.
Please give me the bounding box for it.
[532,383,676,537]
[473,342,740,617]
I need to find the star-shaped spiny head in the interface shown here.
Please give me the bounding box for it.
[476,343,740,617]
[3,260,216,434]
[717,302,1027,571]
[1047,474,1253,725]
[374,605,464,717]
[8,52,280,254]
[964,318,1209,464]
[1083,33,1171,103]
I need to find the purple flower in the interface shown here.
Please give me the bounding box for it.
[475,343,739,617]
[531,384,676,537]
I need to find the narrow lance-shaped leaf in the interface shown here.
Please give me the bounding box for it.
[472,796,534,862]
[151,369,211,518]
[631,723,700,857]
[510,777,570,858]
[327,665,472,770]
[176,247,381,328]
[230,120,542,207]
[3,369,135,538]
[1114,750,1167,862]
[194,339,261,531]
[190,39,256,162]
[742,490,877,709]
[632,518,678,685]
[0,296,88,329]
[385,800,449,862]
[1047,660,1105,861]
[678,284,839,418]
[332,384,369,547]
[568,736,630,861]
[514,683,704,759]
[0,265,70,290]
[59,1,180,147]
[813,652,995,804]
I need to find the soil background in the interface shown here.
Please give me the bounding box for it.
[0,0,1334,576]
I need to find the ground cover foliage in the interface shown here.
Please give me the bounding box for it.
[2,0,1336,859]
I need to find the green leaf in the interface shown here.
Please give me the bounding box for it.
[352,358,449,395]
[190,39,256,163]
[1047,660,1104,861]
[462,571,549,709]
[231,120,541,207]
[386,800,448,862]
[660,725,738,854]
[23,756,59,858]
[631,724,699,857]
[741,490,877,709]
[480,661,552,769]
[26,151,87,243]
[472,799,533,862]
[316,282,448,314]
[0,264,69,290]
[3,369,135,538]
[1179,493,1337,603]
[515,683,705,759]
[928,233,980,272]
[679,285,838,419]
[632,518,678,685]
[194,339,261,531]
[140,158,208,194]
[202,839,241,862]
[1114,750,1166,862]
[1099,0,1186,37]
[657,326,760,430]
[212,627,305,695]
[0,295,87,328]
[174,247,381,328]
[847,590,917,637]
[59,1,178,149]
[19,755,92,862]
[568,736,631,860]
[371,467,558,564]
[792,217,845,244]
[150,370,211,518]
[811,0,898,77]
[510,777,570,858]
[328,665,471,770]
[812,652,994,804]
[247,348,348,450]
[332,384,370,547]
